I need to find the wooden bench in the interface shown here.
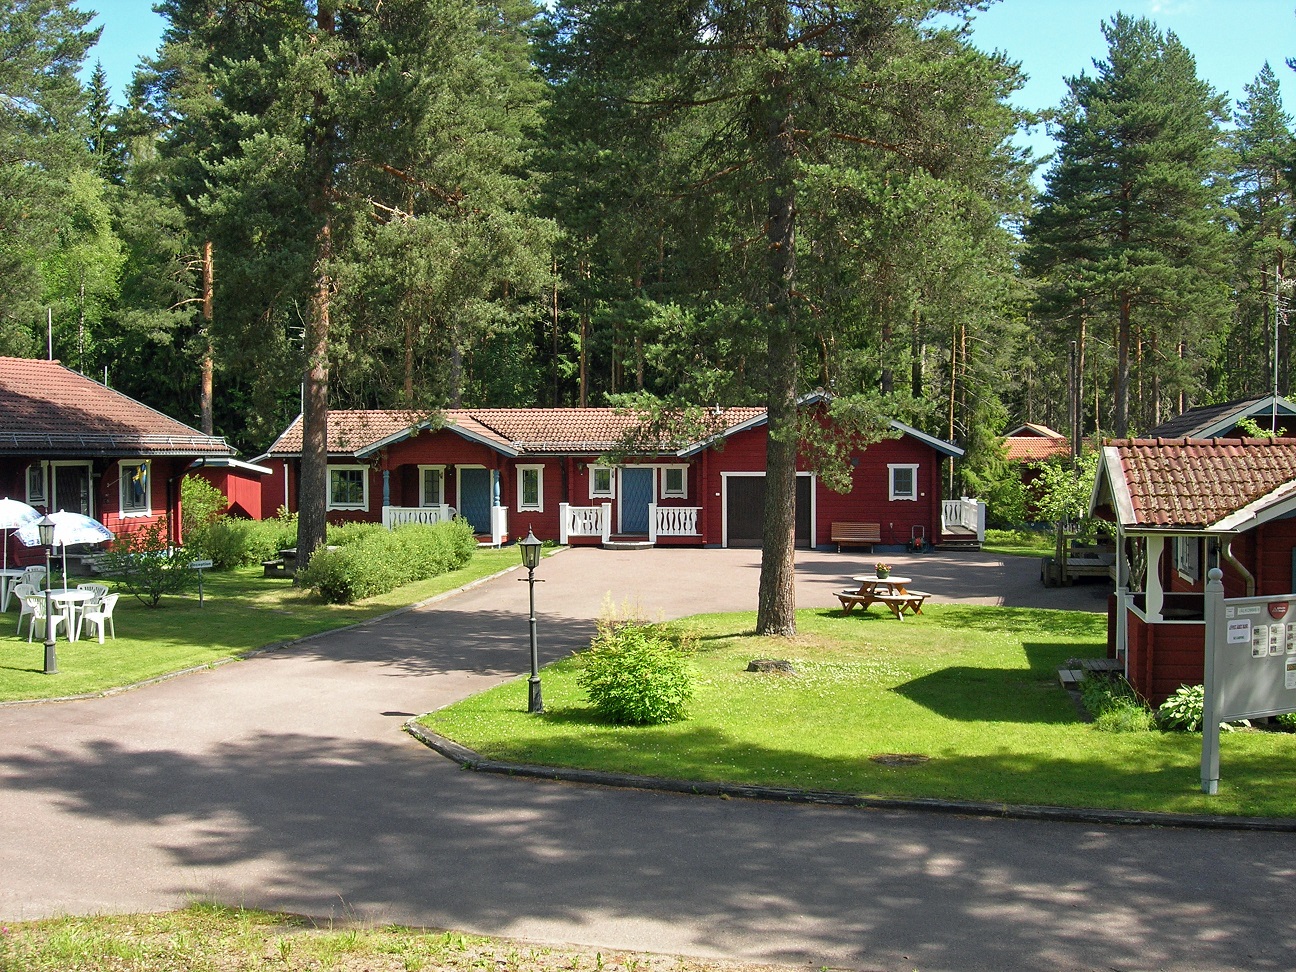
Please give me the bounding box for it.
[836,590,876,613]
[873,591,929,619]
[830,522,882,553]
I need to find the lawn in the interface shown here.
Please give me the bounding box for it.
[981,527,1055,559]
[0,903,758,972]
[0,547,522,703]
[422,604,1296,818]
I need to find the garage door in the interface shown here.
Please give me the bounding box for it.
[725,475,811,548]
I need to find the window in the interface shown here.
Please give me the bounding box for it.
[589,465,614,499]
[1176,537,1200,582]
[661,465,687,499]
[888,464,918,502]
[119,460,151,515]
[25,463,45,506]
[328,465,368,510]
[420,466,444,506]
[517,465,544,512]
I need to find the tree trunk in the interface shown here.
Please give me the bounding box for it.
[756,0,797,638]
[200,240,214,435]
[1115,294,1131,437]
[296,217,331,581]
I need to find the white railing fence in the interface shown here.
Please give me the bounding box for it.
[560,502,611,543]
[489,506,508,547]
[941,497,986,541]
[651,505,700,540]
[382,504,453,529]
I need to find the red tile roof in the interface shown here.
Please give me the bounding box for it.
[1106,437,1296,529]
[0,357,232,457]
[266,406,768,457]
[1004,437,1070,462]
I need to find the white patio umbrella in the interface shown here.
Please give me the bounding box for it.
[17,509,115,583]
[0,497,40,576]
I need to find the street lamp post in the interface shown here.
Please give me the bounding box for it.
[518,527,543,713]
[37,514,57,675]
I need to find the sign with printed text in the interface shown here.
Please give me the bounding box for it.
[1270,601,1290,620]
[1227,619,1252,644]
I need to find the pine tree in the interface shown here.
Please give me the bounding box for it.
[1025,15,1229,436]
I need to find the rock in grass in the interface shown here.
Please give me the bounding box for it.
[746,658,795,674]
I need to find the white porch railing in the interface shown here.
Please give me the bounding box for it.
[941,496,985,542]
[382,504,453,529]
[489,506,508,547]
[650,505,700,542]
[559,502,611,543]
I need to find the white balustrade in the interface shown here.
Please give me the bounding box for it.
[561,503,607,541]
[489,506,508,547]
[654,506,700,537]
[941,497,985,541]
[382,505,452,529]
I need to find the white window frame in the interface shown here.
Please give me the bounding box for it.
[1175,536,1201,583]
[660,464,688,499]
[25,462,46,506]
[589,465,615,499]
[119,459,152,517]
[48,461,94,517]
[419,465,446,507]
[888,463,919,502]
[517,464,545,512]
[327,464,369,511]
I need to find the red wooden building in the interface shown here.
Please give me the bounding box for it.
[0,357,234,565]
[1092,437,1296,704]
[258,398,969,550]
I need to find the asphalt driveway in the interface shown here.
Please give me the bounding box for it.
[0,547,1289,972]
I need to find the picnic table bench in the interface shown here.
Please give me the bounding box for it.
[836,588,930,619]
[830,521,882,553]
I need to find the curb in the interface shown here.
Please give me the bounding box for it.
[0,560,531,709]
[402,722,1296,833]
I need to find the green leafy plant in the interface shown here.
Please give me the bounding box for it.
[577,617,693,725]
[97,522,196,608]
[1156,684,1205,732]
[180,474,227,537]
[189,509,301,570]
[297,519,476,604]
[1080,674,1155,733]
[1273,712,1296,731]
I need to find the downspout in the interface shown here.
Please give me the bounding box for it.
[1221,537,1255,597]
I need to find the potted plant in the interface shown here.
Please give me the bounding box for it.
[875,562,891,579]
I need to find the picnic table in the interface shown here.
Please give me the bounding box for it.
[836,574,931,619]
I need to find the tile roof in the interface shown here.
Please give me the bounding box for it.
[1005,422,1066,439]
[266,407,769,457]
[1105,437,1296,529]
[0,357,232,457]
[1004,436,1070,462]
[1145,397,1296,439]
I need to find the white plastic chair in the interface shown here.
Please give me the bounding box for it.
[21,566,47,589]
[78,593,117,644]
[23,594,67,642]
[12,583,36,634]
[76,582,109,606]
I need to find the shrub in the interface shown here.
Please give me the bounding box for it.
[180,474,227,536]
[1080,674,1155,733]
[297,518,476,603]
[189,509,301,570]
[578,617,692,725]
[1156,684,1205,732]
[97,522,196,608]
[1274,712,1296,731]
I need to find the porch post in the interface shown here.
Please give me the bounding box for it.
[601,502,612,544]
[1146,535,1165,622]
[559,503,570,544]
[382,469,390,508]
[1115,528,1129,672]
[648,503,658,544]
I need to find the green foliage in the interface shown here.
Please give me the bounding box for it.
[1274,712,1296,731]
[963,450,1029,528]
[180,474,227,537]
[1029,452,1099,531]
[1234,416,1277,439]
[1157,684,1205,732]
[188,509,299,570]
[577,615,693,725]
[97,521,195,608]
[1080,675,1156,733]
[297,519,477,604]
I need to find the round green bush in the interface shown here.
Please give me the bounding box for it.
[578,621,692,725]
[1156,684,1204,732]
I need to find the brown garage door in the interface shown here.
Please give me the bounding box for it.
[725,475,810,548]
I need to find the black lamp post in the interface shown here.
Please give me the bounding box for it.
[518,527,543,713]
[37,514,57,675]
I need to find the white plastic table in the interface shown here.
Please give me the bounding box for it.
[47,588,95,641]
[0,568,26,612]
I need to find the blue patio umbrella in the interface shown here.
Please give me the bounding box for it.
[17,509,114,582]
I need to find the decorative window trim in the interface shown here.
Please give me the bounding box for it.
[589,465,615,499]
[660,464,688,499]
[517,464,545,512]
[25,463,46,506]
[119,459,152,517]
[419,465,446,507]
[327,464,369,511]
[888,463,919,502]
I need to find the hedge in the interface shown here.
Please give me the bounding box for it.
[297,518,478,603]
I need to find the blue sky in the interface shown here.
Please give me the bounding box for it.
[83,0,1294,165]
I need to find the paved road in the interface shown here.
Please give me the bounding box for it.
[1,549,1290,972]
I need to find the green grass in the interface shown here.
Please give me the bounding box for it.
[0,903,741,972]
[0,547,521,703]
[422,605,1296,818]
[982,527,1055,559]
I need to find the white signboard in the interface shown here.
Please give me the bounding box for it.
[1227,619,1251,644]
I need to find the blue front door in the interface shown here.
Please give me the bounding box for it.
[620,468,653,534]
[459,468,492,534]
